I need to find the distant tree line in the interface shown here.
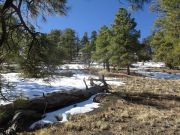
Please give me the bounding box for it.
[0,0,179,78]
[80,8,150,75]
[1,28,80,77]
[0,0,179,102]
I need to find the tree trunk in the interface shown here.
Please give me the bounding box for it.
[106,61,110,72]
[103,62,106,69]
[127,65,130,75]
[88,60,91,68]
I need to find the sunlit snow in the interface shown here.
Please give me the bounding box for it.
[0,64,124,105]
[132,61,165,69]
[137,70,180,80]
[30,95,100,129]
[132,61,180,80]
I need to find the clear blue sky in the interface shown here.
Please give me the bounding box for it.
[36,0,157,41]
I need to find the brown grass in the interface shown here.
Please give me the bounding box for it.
[18,76,180,135]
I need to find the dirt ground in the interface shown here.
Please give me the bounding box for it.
[19,76,180,135]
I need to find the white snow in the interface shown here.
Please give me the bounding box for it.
[106,78,125,86]
[132,61,180,80]
[137,70,180,80]
[0,100,11,105]
[0,64,124,105]
[59,64,87,70]
[132,61,165,69]
[30,95,100,129]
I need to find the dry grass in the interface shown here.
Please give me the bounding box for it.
[18,76,180,135]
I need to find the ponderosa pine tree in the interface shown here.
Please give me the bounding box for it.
[47,29,65,65]
[60,28,77,62]
[109,8,140,75]
[150,0,180,68]
[81,42,92,67]
[126,0,151,10]
[0,0,68,47]
[90,31,97,52]
[93,26,111,71]
[0,0,68,79]
[80,32,91,66]
[138,37,152,62]
[80,32,89,49]
[47,30,62,45]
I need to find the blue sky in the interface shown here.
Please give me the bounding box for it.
[35,0,157,41]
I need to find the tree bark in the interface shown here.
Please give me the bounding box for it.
[127,65,130,75]
[103,62,106,69]
[106,61,110,72]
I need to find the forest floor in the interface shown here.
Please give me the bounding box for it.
[18,74,180,135]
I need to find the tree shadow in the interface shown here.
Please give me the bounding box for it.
[112,91,180,110]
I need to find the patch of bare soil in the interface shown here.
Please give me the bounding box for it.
[18,77,180,135]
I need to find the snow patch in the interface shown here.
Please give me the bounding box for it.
[30,95,100,129]
[132,62,180,80]
[132,61,165,69]
[0,64,124,105]
[137,70,180,80]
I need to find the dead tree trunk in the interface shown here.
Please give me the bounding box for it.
[0,83,109,133]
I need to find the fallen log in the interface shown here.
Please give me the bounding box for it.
[0,84,108,133]
[24,85,107,112]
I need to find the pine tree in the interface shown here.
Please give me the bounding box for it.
[59,28,77,62]
[93,26,111,71]
[151,0,180,68]
[80,32,91,66]
[109,8,140,75]
[80,32,89,49]
[90,31,97,52]
[81,43,92,66]
[138,37,152,62]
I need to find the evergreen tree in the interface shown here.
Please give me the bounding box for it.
[47,29,65,65]
[138,37,152,62]
[47,29,62,45]
[151,0,180,68]
[109,8,140,75]
[0,0,68,47]
[80,32,91,65]
[80,31,97,66]
[93,26,111,71]
[0,0,68,79]
[90,31,97,52]
[81,43,92,66]
[80,32,89,49]
[20,34,60,78]
[60,28,77,62]
[75,34,80,55]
